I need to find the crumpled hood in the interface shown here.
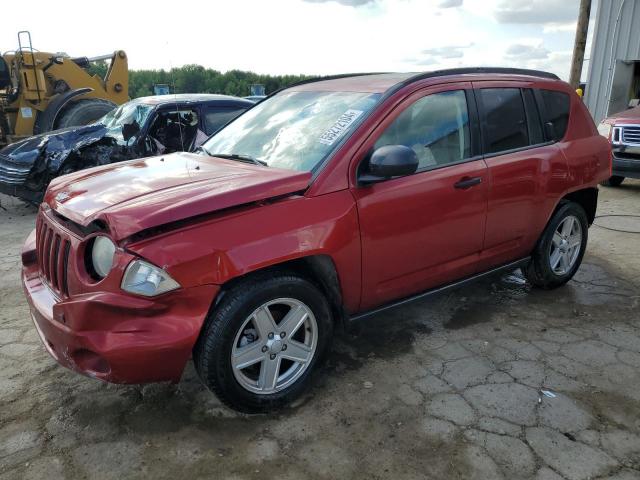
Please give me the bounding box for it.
[0,123,109,165]
[45,152,312,241]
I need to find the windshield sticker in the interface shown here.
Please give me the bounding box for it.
[318,109,363,145]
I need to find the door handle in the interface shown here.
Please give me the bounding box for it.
[454,176,482,189]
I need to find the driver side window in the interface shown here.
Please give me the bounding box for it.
[147,109,202,154]
[375,90,471,171]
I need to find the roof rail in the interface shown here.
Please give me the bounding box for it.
[405,67,560,82]
[267,67,559,99]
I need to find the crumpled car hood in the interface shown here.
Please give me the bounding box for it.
[45,152,312,241]
[1,123,109,165]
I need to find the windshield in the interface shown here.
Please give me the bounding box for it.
[201,90,381,171]
[98,102,154,130]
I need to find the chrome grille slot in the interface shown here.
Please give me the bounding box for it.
[0,154,31,185]
[36,211,72,298]
[622,126,640,145]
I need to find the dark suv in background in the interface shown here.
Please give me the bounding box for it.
[0,94,253,203]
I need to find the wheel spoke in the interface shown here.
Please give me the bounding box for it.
[253,306,277,340]
[562,252,572,270]
[561,217,574,237]
[281,340,312,364]
[552,232,563,247]
[550,249,562,270]
[258,356,281,390]
[279,305,308,339]
[568,234,581,248]
[232,343,265,370]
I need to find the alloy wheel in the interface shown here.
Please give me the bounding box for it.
[549,215,582,275]
[230,298,318,395]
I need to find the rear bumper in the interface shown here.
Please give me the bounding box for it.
[21,229,219,384]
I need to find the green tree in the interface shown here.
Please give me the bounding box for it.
[124,65,315,98]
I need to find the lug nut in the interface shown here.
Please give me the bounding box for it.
[280,332,286,338]
[270,354,276,360]
[282,344,287,351]
[262,346,268,353]
[268,332,274,339]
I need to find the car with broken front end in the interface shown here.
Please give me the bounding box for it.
[21,69,611,412]
[0,94,252,203]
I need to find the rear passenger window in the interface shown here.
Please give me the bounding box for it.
[478,88,528,154]
[204,108,246,135]
[538,90,570,141]
[374,90,471,170]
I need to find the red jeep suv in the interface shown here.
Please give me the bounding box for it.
[21,68,611,412]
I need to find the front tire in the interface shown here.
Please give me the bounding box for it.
[600,176,625,187]
[55,98,116,129]
[194,273,333,413]
[524,202,588,289]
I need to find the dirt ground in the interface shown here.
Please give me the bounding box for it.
[1,182,639,480]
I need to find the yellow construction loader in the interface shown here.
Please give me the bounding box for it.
[0,31,128,147]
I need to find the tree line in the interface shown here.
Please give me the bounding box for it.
[89,62,314,98]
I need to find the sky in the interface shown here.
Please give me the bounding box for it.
[1,0,597,81]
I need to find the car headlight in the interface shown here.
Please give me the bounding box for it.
[597,122,612,138]
[91,236,116,278]
[121,259,180,297]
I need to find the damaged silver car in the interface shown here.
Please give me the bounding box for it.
[0,93,252,203]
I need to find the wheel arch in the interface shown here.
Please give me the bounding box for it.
[557,187,598,225]
[212,254,349,330]
[33,87,93,134]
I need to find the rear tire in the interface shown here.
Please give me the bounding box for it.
[194,273,333,413]
[55,98,116,129]
[524,202,588,289]
[600,176,625,187]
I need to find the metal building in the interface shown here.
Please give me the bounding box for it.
[585,0,640,123]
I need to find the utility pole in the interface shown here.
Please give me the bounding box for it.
[569,0,592,89]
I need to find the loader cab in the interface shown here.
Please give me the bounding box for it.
[0,56,12,90]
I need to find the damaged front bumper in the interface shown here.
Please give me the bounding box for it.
[0,153,41,202]
[21,228,219,384]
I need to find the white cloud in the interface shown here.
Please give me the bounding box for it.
[494,0,579,24]
[410,44,473,65]
[0,0,579,80]
[438,0,463,7]
[505,43,550,60]
[302,0,375,5]
[543,22,578,33]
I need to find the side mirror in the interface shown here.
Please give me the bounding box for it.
[359,145,418,185]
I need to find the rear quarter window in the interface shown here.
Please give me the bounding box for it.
[538,90,570,141]
[204,107,246,135]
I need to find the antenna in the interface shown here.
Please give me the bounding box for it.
[166,42,185,152]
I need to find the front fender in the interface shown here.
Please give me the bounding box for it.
[124,191,362,313]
